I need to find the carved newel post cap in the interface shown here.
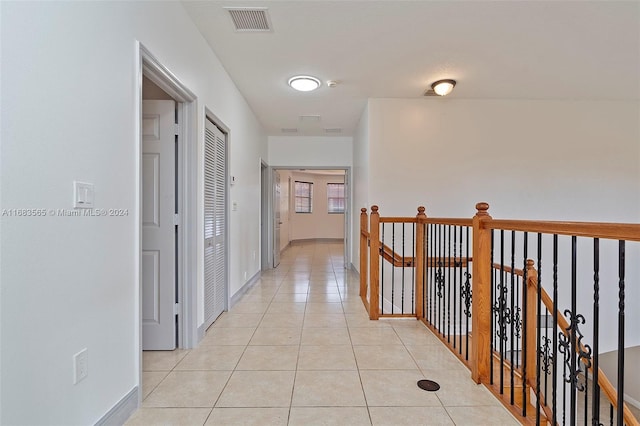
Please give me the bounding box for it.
[526,259,535,269]
[361,207,367,214]
[417,206,426,215]
[371,205,379,213]
[475,202,490,215]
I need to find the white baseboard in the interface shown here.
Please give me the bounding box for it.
[230,271,262,308]
[625,393,640,410]
[95,386,138,426]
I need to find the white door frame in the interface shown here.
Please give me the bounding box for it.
[135,42,198,392]
[268,166,352,269]
[203,108,231,328]
[260,160,271,270]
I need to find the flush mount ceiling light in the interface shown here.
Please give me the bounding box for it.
[288,75,321,92]
[431,79,456,96]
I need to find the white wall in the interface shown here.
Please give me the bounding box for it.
[351,103,370,272]
[1,2,266,424]
[289,172,345,241]
[353,97,640,352]
[365,99,640,221]
[268,136,353,168]
[600,346,640,409]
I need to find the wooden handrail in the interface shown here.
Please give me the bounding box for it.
[379,217,419,223]
[486,219,640,242]
[380,243,415,267]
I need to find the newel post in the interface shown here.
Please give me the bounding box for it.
[359,208,369,300]
[471,202,493,384]
[415,206,427,320]
[369,205,380,320]
[524,259,538,396]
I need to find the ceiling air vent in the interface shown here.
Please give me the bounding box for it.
[299,115,321,123]
[324,128,342,134]
[225,7,272,32]
[281,128,298,133]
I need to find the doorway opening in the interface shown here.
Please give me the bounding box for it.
[136,43,198,359]
[269,167,351,270]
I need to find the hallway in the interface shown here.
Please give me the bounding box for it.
[127,242,518,425]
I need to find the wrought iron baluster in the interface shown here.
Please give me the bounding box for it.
[617,240,625,426]
[464,226,471,361]
[609,403,613,426]
[500,230,506,393]
[447,225,452,342]
[536,233,542,426]
[391,223,395,315]
[381,224,385,314]
[453,225,458,349]
[592,238,601,426]
[521,231,528,418]
[490,230,495,384]
[440,224,445,335]
[510,230,516,405]
[553,234,559,426]
[570,236,578,426]
[401,223,405,314]
[411,223,415,315]
[585,364,589,426]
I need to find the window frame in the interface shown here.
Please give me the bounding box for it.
[294,181,313,213]
[326,182,345,214]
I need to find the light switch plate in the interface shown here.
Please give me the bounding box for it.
[73,181,94,209]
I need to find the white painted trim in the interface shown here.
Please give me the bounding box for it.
[136,40,199,407]
[94,387,138,426]
[230,271,262,307]
[625,393,640,410]
[203,107,231,322]
[260,160,271,270]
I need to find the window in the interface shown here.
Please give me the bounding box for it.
[295,181,313,213]
[327,183,345,213]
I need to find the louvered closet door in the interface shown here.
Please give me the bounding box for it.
[204,118,227,325]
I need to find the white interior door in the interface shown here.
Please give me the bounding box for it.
[142,100,176,350]
[204,118,227,326]
[273,171,281,268]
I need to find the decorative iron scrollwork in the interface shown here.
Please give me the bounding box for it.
[513,306,522,339]
[540,336,554,374]
[436,261,445,298]
[493,282,511,341]
[462,271,472,318]
[558,309,593,392]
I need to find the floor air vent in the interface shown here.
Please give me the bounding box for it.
[225,7,272,32]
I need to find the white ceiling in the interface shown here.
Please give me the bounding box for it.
[182,1,640,137]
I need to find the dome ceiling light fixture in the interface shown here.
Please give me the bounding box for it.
[288,75,321,92]
[431,79,456,96]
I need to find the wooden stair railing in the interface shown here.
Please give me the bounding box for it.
[527,264,640,426]
[359,203,640,425]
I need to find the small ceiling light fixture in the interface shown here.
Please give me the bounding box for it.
[431,79,456,96]
[288,75,321,92]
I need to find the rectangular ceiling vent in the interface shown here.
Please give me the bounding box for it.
[225,7,272,32]
[324,128,342,134]
[299,115,321,123]
[281,128,298,133]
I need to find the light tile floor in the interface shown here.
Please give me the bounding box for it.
[127,242,519,425]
